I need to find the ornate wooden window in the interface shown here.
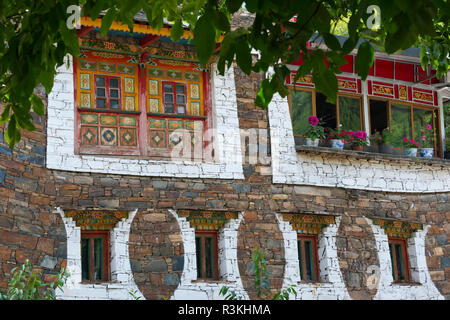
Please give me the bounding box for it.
[81,231,110,282]
[195,230,219,280]
[288,88,364,136]
[388,237,411,283]
[297,234,320,282]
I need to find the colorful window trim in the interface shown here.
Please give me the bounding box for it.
[297,234,320,282]
[388,237,411,283]
[288,88,364,136]
[195,230,219,280]
[75,55,211,159]
[81,231,110,282]
[368,98,441,153]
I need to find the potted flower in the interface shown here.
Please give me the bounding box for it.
[302,115,325,147]
[326,128,346,149]
[349,130,369,151]
[377,128,393,154]
[402,137,420,157]
[418,124,434,158]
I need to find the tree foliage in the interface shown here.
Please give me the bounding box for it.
[0,0,449,149]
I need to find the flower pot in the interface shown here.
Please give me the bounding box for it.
[404,148,417,157]
[379,143,394,154]
[419,148,434,158]
[351,145,364,151]
[306,138,320,147]
[330,139,344,149]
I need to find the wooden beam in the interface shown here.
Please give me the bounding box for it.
[76,26,95,38]
[140,34,162,49]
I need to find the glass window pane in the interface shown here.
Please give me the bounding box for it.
[370,100,389,134]
[297,240,304,280]
[304,240,313,281]
[195,237,202,278]
[96,98,106,108]
[389,243,395,280]
[96,77,105,87]
[413,108,434,147]
[176,85,185,93]
[316,92,337,130]
[164,83,173,92]
[93,238,103,281]
[165,104,174,113]
[395,243,405,281]
[109,78,119,88]
[205,237,213,278]
[391,104,412,147]
[164,94,173,103]
[290,90,313,136]
[81,238,90,281]
[176,95,185,104]
[110,89,119,98]
[339,96,361,131]
[110,99,119,109]
[97,88,106,97]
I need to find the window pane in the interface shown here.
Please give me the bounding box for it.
[297,240,304,280]
[413,108,434,147]
[389,243,395,281]
[109,78,119,88]
[304,240,313,281]
[110,99,119,109]
[97,88,106,97]
[93,237,103,280]
[96,98,106,108]
[395,243,405,281]
[316,92,337,130]
[165,104,174,113]
[81,238,90,281]
[339,96,361,131]
[195,237,202,278]
[177,106,185,114]
[391,104,412,147]
[96,77,105,87]
[110,89,119,98]
[290,90,313,136]
[370,100,389,134]
[205,237,213,278]
[176,85,185,93]
[176,95,185,104]
[164,83,173,92]
[164,94,173,103]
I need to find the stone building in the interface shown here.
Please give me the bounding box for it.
[0,12,449,300]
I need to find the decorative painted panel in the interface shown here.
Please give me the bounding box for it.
[99,62,116,73]
[100,127,118,146]
[372,219,422,238]
[124,77,135,93]
[149,98,159,113]
[80,73,91,90]
[149,79,159,95]
[281,213,335,234]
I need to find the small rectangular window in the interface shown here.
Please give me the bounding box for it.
[297,234,320,282]
[195,231,219,280]
[81,231,110,282]
[388,237,411,283]
[94,75,121,110]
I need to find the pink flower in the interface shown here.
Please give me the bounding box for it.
[378,137,382,141]
[422,136,426,141]
[426,124,432,130]
[308,115,319,126]
[403,136,408,142]
[411,139,416,145]
[356,131,365,139]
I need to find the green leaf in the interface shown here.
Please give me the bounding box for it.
[100,8,117,36]
[170,19,184,42]
[355,41,374,80]
[235,40,252,74]
[31,94,45,116]
[226,0,244,13]
[213,10,230,32]
[194,13,216,65]
[322,33,341,51]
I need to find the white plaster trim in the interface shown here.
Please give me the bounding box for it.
[46,55,243,180]
[268,93,450,193]
[366,218,444,300]
[168,209,249,300]
[56,207,144,300]
[276,214,351,300]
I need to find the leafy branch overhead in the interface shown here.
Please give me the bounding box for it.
[0,0,449,149]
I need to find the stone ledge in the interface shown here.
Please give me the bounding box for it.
[295,146,450,167]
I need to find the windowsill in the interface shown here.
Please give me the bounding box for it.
[191,279,236,285]
[295,145,450,166]
[296,281,332,286]
[78,108,141,115]
[391,281,422,286]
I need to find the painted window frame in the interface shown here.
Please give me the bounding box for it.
[80,230,110,283]
[297,234,320,282]
[367,97,442,155]
[94,75,121,110]
[388,236,411,283]
[288,87,365,137]
[195,230,219,280]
